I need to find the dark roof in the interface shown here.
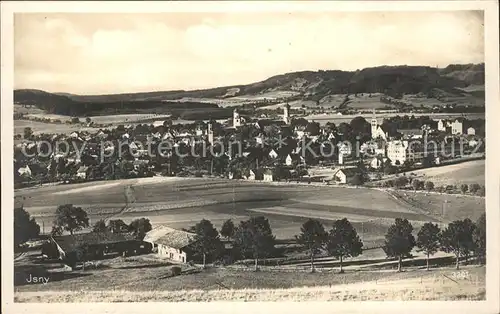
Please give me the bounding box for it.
[52,232,136,253]
[397,129,422,136]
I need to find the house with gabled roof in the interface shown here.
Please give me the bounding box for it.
[143,226,197,263]
[332,166,364,184]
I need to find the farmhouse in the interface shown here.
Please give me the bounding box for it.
[332,167,363,184]
[48,231,141,267]
[143,226,197,263]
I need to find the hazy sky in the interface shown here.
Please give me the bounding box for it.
[14,11,484,95]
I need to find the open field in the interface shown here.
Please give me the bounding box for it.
[14,120,102,136]
[15,177,484,248]
[305,112,485,125]
[14,258,485,302]
[390,190,485,222]
[408,159,485,186]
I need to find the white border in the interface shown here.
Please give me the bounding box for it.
[2,1,499,313]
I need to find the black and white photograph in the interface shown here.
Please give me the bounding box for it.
[1,1,499,312]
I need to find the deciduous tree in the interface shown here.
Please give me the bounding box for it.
[220,219,235,241]
[383,218,416,272]
[53,204,89,235]
[440,219,476,269]
[416,222,441,270]
[473,213,486,264]
[233,216,275,271]
[108,219,129,233]
[296,219,328,272]
[14,206,40,247]
[92,219,107,233]
[326,218,363,273]
[128,218,152,240]
[190,219,224,268]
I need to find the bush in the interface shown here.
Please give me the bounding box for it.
[469,183,481,194]
[171,266,182,276]
[424,181,434,191]
[477,185,485,196]
[460,184,468,194]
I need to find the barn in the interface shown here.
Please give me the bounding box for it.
[143,226,197,263]
[47,231,144,268]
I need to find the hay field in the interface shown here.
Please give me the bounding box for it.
[14,265,485,302]
[15,177,465,244]
[409,159,485,186]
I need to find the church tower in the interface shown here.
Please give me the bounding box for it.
[283,103,291,125]
[207,122,214,145]
[233,109,241,128]
[371,108,378,139]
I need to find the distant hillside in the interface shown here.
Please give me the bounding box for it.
[14,63,484,116]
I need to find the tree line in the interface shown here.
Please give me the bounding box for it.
[14,205,486,272]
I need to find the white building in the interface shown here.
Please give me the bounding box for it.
[437,119,452,132]
[233,109,242,128]
[332,167,363,184]
[451,118,466,135]
[143,226,197,263]
[467,126,476,136]
[386,140,410,166]
[18,165,32,177]
[268,149,278,159]
[370,109,389,141]
[207,123,214,145]
[263,168,278,182]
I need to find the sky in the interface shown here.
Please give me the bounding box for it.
[14,11,484,95]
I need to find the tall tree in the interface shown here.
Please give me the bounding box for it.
[416,222,441,270]
[53,204,89,235]
[441,219,476,269]
[233,216,276,271]
[326,218,363,273]
[92,219,107,233]
[128,218,152,240]
[220,219,235,241]
[473,213,486,264]
[296,219,328,272]
[14,206,40,248]
[190,219,224,268]
[383,218,416,272]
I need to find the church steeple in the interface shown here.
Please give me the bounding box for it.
[371,108,378,138]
